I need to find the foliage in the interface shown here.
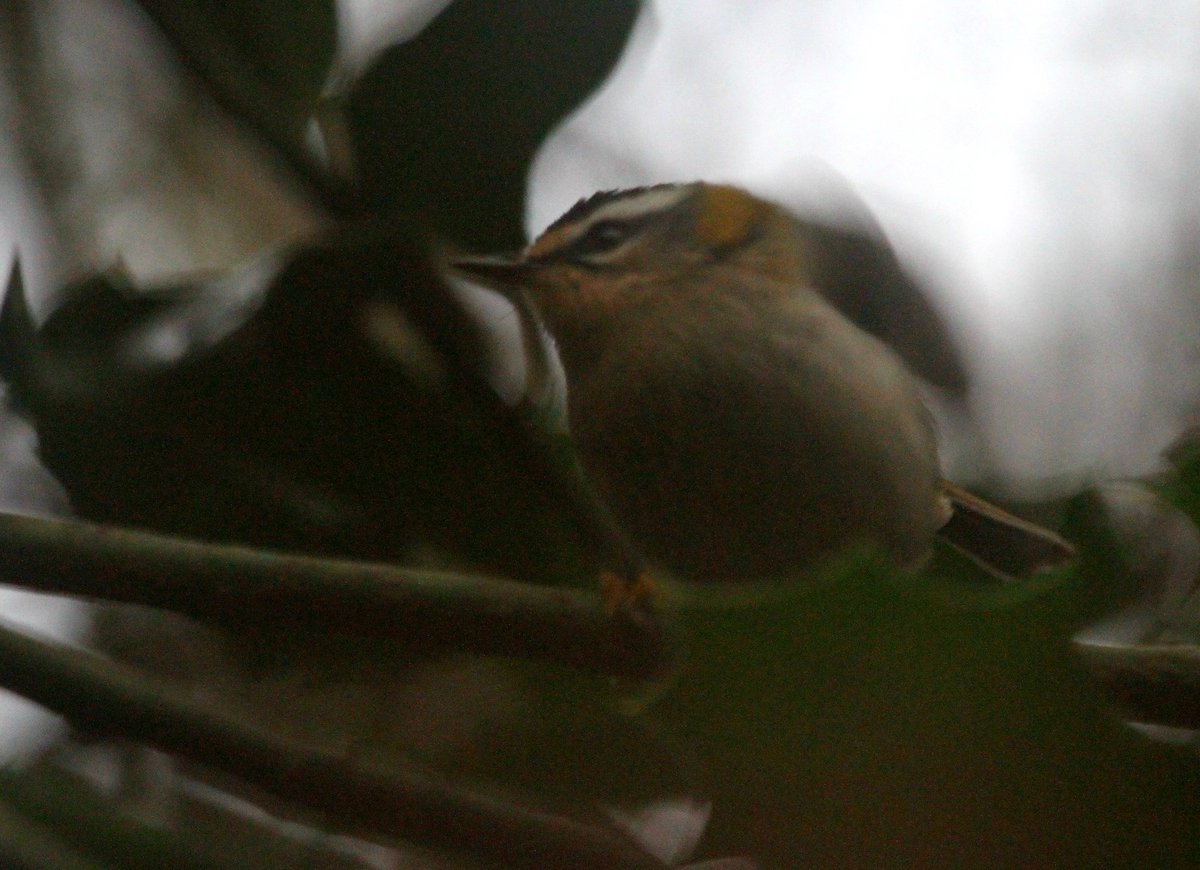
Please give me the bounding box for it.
[0,1,1198,868]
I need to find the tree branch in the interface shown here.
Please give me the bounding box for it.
[0,618,664,869]
[0,765,227,870]
[0,511,667,680]
[0,798,103,870]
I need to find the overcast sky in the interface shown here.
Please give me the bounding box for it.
[527,0,1200,491]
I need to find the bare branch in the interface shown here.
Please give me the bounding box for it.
[0,511,668,680]
[0,798,103,870]
[0,618,664,869]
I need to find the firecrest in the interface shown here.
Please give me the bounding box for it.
[454,182,1072,584]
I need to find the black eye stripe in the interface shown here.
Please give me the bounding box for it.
[548,214,657,264]
[576,220,631,252]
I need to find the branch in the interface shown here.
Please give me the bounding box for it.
[0,619,664,869]
[0,798,102,870]
[0,766,221,870]
[1073,641,1200,729]
[0,512,667,680]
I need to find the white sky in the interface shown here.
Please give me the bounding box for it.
[528,0,1200,490]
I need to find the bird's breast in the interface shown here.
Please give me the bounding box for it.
[557,288,945,582]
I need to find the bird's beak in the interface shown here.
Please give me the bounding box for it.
[450,254,533,287]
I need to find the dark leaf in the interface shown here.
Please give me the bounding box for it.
[654,555,1200,867]
[0,766,220,870]
[347,0,641,248]
[5,221,636,584]
[129,0,337,153]
[0,260,35,392]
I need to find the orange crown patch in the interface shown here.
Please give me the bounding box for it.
[695,184,761,248]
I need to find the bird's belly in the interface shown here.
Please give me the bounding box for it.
[567,308,943,583]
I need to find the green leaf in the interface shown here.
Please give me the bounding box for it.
[649,555,1200,866]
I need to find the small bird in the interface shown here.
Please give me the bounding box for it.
[454,182,1072,584]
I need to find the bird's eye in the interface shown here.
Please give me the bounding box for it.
[572,220,631,258]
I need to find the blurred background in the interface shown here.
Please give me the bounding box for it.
[7,1,1200,493]
[531,0,1200,491]
[2,1,1200,862]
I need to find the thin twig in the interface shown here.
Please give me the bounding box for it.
[1074,641,1200,729]
[0,511,667,680]
[0,619,664,869]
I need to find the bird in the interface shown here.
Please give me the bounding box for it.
[453,182,1073,585]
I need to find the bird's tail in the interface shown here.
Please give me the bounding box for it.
[936,483,1075,581]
